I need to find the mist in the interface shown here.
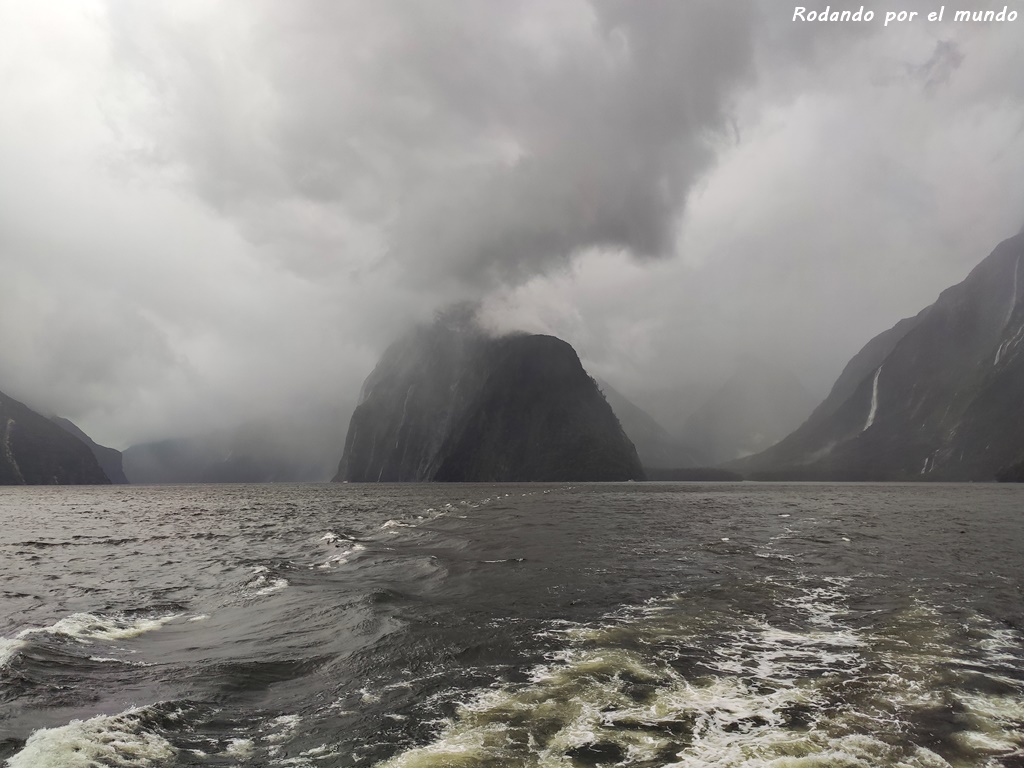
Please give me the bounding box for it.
[2,0,1023,452]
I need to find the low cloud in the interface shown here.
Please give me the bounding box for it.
[1,1,1022,446]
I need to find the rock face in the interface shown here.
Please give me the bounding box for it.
[596,379,703,469]
[997,461,1024,482]
[682,357,816,464]
[335,321,644,482]
[0,391,110,485]
[738,233,1024,481]
[52,417,128,484]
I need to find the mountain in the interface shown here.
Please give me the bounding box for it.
[738,233,1024,481]
[336,317,644,482]
[51,417,128,484]
[997,460,1024,482]
[123,408,350,484]
[681,357,816,464]
[0,390,110,485]
[596,379,703,468]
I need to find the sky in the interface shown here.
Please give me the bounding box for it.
[1,0,1023,447]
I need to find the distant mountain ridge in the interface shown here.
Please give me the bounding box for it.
[738,233,1024,480]
[596,379,702,469]
[0,390,110,485]
[682,357,816,464]
[336,316,644,482]
[123,410,349,484]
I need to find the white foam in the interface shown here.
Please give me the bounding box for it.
[266,714,302,741]
[7,706,175,767]
[225,737,255,758]
[386,580,1024,766]
[264,714,302,759]
[247,566,290,596]
[255,578,289,596]
[2,612,181,666]
[0,637,27,669]
[43,612,182,642]
[378,578,1024,768]
[316,543,366,569]
[359,686,382,703]
[86,656,151,668]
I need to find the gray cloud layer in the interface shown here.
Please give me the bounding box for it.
[105,0,760,287]
[1,1,1023,447]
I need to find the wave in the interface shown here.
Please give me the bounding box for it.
[246,565,290,596]
[377,580,1024,767]
[4,704,310,766]
[1,612,182,671]
[317,542,367,569]
[6,705,176,768]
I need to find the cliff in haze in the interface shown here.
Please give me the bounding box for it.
[52,417,128,484]
[336,318,644,482]
[682,357,816,464]
[0,391,110,485]
[596,378,703,468]
[738,233,1024,481]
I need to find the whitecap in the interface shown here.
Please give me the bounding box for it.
[0,636,27,669]
[86,656,151,667]
[2,612,181,666]
[7,706,175,768]
[41,612,182,642]
[225,737,255,758]
[378,580,1024,768]
[255,578,289,596]
[315,543,365,569]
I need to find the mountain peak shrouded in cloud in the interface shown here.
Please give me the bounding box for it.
[1,2,1024,449]
[337,312,644,482]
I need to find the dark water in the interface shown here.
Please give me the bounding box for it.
[1,482,1023,767]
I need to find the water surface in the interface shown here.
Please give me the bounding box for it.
[1,482,1022,767]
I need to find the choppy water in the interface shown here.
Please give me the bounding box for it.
[1,482,1023,767]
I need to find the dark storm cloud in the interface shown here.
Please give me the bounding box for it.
[480,1,1024,422]
[105,0,762,289]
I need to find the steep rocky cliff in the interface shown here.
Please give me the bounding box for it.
[738,233,1024,481]
[0,391,110,484]
[52,417,128,484]
[596,379,703,468]
[336,320,644,482]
